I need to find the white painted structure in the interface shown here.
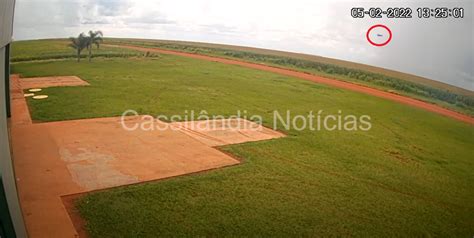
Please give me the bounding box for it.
[1,0,15,46]
[1,0,28,237]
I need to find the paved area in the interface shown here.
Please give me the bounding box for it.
[10,75,31,125]
[171,119,285,146]
[9,75,284,237]
[12,116,242,237]
[19,76,89,89]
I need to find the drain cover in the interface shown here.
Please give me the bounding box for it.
[32,95,48,100]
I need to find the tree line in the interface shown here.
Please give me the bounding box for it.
[69,30,103,62]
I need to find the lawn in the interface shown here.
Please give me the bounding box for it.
[104,38,474,116]
[13,39,474,116]
[11,39,145,62]
[11,41,474,237]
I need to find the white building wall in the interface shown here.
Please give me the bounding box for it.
[0,0,16,48]
[1,0,28,236]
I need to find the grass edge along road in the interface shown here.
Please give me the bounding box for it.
[105,43,474,125]
[11,39,474,117]
[104,38,474,116]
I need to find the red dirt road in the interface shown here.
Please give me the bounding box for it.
[106,44,474,125]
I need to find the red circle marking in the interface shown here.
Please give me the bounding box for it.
[366,24,392,47]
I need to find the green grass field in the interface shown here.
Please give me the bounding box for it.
[11,40,474,237]
[104,38,474,116]
[104,38,473,96]
[13,38,474,116]
[11,39,148,62]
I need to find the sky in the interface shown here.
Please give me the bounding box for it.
[12,0,474,91]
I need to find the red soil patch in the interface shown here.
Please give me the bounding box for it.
[61,194,88,238]
[10,75,32,125]
[105,44,474,125]
[19,76,89,89]
[11,116,241,237]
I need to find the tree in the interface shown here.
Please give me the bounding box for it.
[87,30,103,62]
[68,33,89,62]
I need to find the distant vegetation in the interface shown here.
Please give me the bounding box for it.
[10,38,474,115]
[68,30,103,62]
[106,39,474,116]
[10,39,149,62]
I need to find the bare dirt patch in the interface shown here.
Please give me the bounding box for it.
[19,76,89,89]
[10,75,32,125]
[61,194,88,238]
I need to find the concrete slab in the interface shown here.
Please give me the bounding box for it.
[171,118,285,146]
[19,76,89,89]
[9,75,285,237]
[11,116,244,237]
